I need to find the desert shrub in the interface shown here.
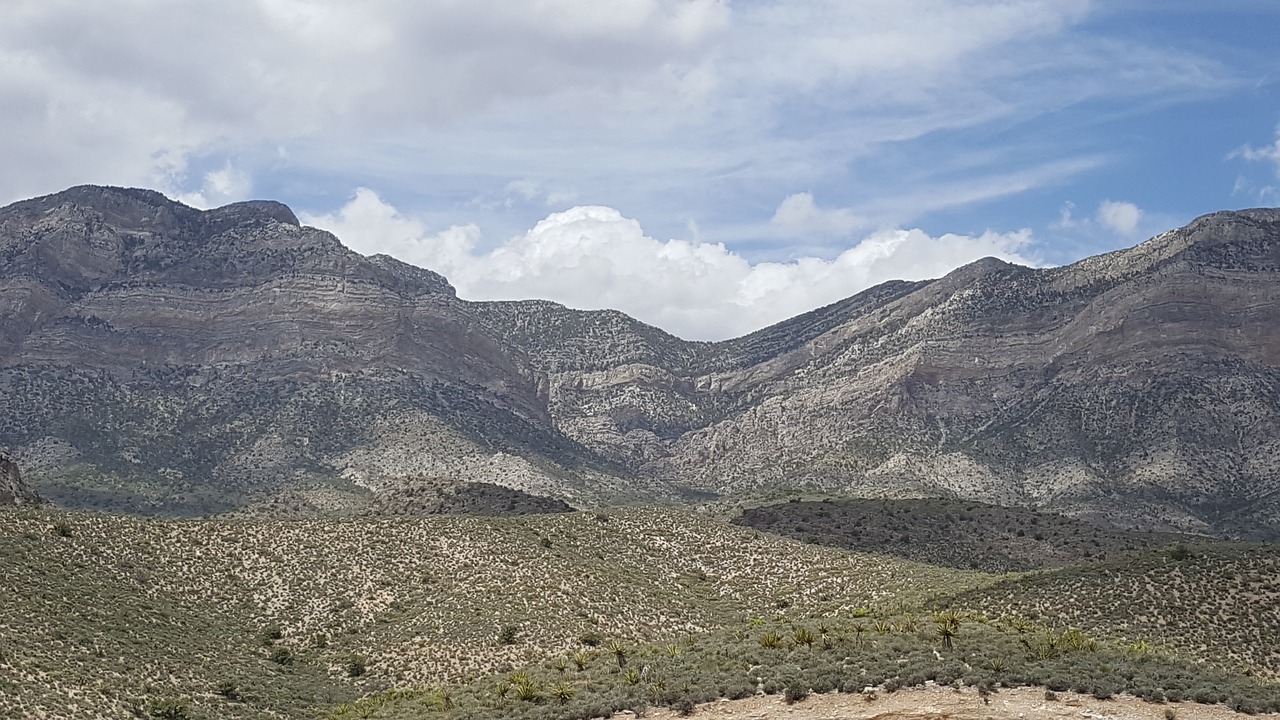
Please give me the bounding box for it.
[498,624,521,646]
[214,680,239,699]
[148,698,190,720]
[672,696,696,716]
[258,624,283,646]
[269,646,294,665]
[346,656,366,677]
[783,684,809,704]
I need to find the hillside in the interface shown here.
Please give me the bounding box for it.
[731,497,1191,572]
[948,542,1280,679]
[0,505,984,718]
[1,186,1278,536]
[4,505,1278,719]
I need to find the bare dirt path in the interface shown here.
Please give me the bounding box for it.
[618,686,1280,720]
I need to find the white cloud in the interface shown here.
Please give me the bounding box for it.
[770,193,865,237]
[1096,200,1143,236]
[304,189,1040,341]
[1235,126,1280,178]
[0,0,1235,237]
[1054,200,1079,229]
[173,162,253,210]
[502,180,579,208]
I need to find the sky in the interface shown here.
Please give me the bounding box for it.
[2,1,1279,340]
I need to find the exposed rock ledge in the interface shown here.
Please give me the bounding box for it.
[0,451,40,506]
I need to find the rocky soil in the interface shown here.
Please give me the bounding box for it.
[626,686,1280,720]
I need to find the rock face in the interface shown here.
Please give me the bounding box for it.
[1,186,1277,536]
[0,450,38,506]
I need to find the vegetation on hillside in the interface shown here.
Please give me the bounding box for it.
[949,542,1280,679]
[732,497,1191,572]
[333,611,1280,719]
[0,505,982,718]
[2,503,1276,719]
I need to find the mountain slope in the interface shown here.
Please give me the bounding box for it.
[1,186,1277,534]
[0,186,661,513]
[638,211,1280,536]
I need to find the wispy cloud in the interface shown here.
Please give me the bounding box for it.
[1234,125,1280,177]
[0,0,1241,241]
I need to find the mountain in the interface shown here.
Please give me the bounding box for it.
[1,186,1277,536]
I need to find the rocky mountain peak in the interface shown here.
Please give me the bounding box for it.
[206,199,300,227]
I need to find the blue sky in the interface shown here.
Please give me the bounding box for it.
[2,1,1278,339]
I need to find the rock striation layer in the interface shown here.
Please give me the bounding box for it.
[1,186,1277,536]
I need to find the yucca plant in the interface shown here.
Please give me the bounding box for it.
[792,627,817,647]
[607,639,629,668]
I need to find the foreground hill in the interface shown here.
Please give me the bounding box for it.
[949,542,1280,679]
[731,497,1191,572]
[0,505,983,718]
[3,506,1277,719]
[1,186,1278,535]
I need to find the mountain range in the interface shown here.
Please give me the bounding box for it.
[1,185,1277,538]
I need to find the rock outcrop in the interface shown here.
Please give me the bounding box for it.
[1,186,1277,536]
[0,451,38,506]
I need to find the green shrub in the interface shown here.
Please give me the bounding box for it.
[346,657,366,677]
[148,698,190,720]
[258,624,284,646]
[498,624,520,646]
[784,685,809,704]
[269,646,294,665]
[214,680,239,700]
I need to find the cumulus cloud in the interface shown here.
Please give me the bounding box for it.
[174,162,253,209]
[1096,200,1143,236]
[770,193,865,237]
[303,189,1039,341]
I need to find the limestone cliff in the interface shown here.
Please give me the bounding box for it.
[1,186,1277,536]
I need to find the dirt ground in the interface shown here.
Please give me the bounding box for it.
[616,686,1280,720]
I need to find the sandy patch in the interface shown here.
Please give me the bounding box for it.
[619,686,1278,720]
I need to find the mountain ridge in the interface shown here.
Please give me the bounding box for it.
[1,186,1277,536]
